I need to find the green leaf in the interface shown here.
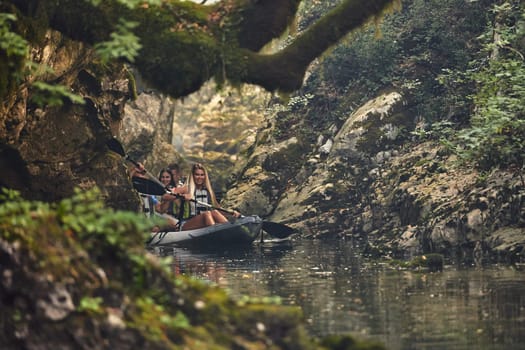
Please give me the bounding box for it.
[31,81,85,107]
[94,19,142,63]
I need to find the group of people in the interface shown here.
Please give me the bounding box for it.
[132,161,240,231]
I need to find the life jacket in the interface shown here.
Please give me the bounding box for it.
[190,188,211,217]
[167,198,190,220]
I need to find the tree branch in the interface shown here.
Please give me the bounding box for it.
[237,0,398,92]
[236,0,302,51]
[7,0,397,97]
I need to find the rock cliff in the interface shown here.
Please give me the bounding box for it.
[0,30,138,210]
[222,90,524,263]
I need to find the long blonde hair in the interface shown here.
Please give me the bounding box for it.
[186,163,219,207]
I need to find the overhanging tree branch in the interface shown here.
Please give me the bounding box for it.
[237,0,399,92]
[6,0,398,98]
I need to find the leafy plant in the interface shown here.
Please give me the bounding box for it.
[30,81,86,107]
[264,93,314,115]
[55,188,158,252]
[130,296,190,341]
[237,295,282,306]
[0,12,29,96]
[0,19,86,108]
[435,1,525,170]
[455,59,525,169]
[87,0,162,9]
[78,296,104,314]
[0,13,29,58]
[94,19,142,63]
[0,187,161,268]
[303,0,489,127]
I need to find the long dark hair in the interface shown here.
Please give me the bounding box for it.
[158,168,176,188]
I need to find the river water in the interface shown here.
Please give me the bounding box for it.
[152,238,525,350]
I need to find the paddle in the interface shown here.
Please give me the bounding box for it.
[107,137,165,187]
[108,137,297,239]
[132,176,296,239]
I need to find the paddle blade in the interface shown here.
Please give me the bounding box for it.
[107,137,126,156]
[262,221,296,239]
[132,176,166,196]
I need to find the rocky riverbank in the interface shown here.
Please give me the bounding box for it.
[222,91,524,264]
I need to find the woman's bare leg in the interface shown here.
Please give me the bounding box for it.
[211,210,229,223]
[203,211,215,226]
[181,212,216,230]
[181,213,209,230]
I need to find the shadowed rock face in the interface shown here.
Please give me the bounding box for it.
[0,30,138,210]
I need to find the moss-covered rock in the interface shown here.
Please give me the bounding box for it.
[0,188,385,349]
[408,254,444,272]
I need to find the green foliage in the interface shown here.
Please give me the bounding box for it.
[55,188,154,251]
[310,0,488,120]
[237,295,282,306]
[0,13,29,58]
[411,119,456,141]
[320,27,399,96]
[87,0,162,9]
[0,187,192,339]
[78,296,104,314]
[0,188,50,246]
[0,187,156,268]
[0,12,29,97]
[115,0,162,9]
[130,296,190,341]
[94,19,142,63]
[0,12,87,106]
[301,0,523,173]
[264,93,314,115]
[1,187,316,348]
[320,334,386,350]
[30,81,86,107]
[435,1,525,170]
[23,61,86,107]
[455,59,525,169]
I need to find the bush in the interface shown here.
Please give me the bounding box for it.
[437,1,525,170]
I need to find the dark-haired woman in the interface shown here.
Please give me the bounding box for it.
[156,168,186,226]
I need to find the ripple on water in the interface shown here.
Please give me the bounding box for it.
[153,240,525,350]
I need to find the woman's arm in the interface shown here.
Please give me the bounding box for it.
[158,185,189,213]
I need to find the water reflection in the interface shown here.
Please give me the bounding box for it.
[151,239,525,350]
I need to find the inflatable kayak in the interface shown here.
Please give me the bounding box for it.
[146,215,263,248]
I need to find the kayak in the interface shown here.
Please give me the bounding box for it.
[146,215,263,248]
[128,176,297,240]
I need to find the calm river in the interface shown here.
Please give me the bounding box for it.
[152,239,525,350]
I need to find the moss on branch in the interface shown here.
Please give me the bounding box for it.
[6,0,398,98]
[236,0,302,51]
[237,0,399,93]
